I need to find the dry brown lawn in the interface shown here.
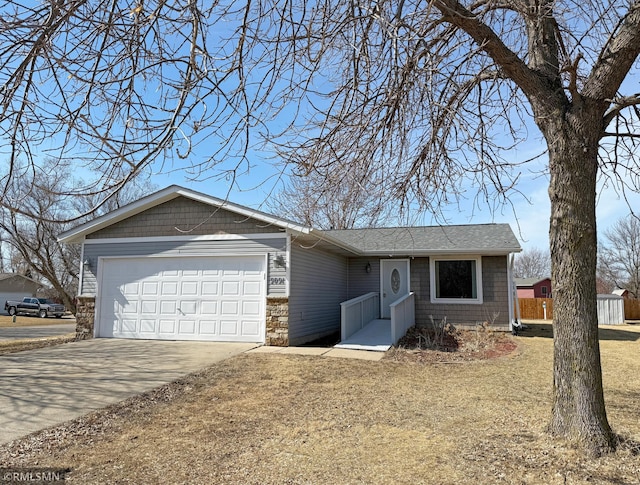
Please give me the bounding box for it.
[1,322,639,484]
[0,314,75,327]
[0,314,76,354]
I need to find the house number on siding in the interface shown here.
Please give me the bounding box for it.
[270,277,285,285]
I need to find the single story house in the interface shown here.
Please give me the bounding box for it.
[515,277,552,299]
[59,185,522,346]
[0,273,42,314]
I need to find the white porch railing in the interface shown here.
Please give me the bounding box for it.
[340,292,380,341]
[390,292,415,344]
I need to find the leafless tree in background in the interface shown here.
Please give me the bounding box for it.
[513,247,551,279]
[0,160,154,311]
[0,163,82,311]
[268,150,395,229]
[1,0,640,455]
[599,216,640,298]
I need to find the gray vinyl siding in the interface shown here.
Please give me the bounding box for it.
[288,244,348,344]
[80,237,287,296]
[346,257,380,299]
[87,196,284,239]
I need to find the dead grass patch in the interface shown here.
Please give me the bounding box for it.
[0,334,77,355]
[0,315,75,328]
[0,323,639,484]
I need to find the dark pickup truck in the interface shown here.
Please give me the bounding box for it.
[4,297,66,318]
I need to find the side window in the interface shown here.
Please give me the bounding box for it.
[430,256,483,304]
[541,286,548,296]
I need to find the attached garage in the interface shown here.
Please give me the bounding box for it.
[58,185,355,346]
[97,256,266,342]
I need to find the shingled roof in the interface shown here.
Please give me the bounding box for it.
[323,224,521,256]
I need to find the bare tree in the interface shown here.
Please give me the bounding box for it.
[0,160,155,313]
[513,247,551,279]
[1,0,640,455]
[599,216,640,298]
[0,167,82,311]
[268,157,395,229]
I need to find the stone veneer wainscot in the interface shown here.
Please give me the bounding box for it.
[75,296,96,340]
[265,297,289,346]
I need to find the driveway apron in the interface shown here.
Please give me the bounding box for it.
[0,339,256,444]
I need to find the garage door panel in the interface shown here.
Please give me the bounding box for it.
[181,281,198,295]
[220,320,238,335]
[221,301,239,316]
[178,320,196,334]
[179,300,197,315]
[140,319,157,334]
[241,320,261,336]
[199,320,218,335]
[99,256,265,342]
[201,301,218,315]
[122,319,137,333]
[161,281,179,295]
[202,281,219,295]
[141,300,157,313]
[141,282,158,295]
[222,280,240,293]
[242,301,261,316]
[243,281,261,296]
[121,301,138,314]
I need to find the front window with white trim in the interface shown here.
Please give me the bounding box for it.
[430,257,483,304]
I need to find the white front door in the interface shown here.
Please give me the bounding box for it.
[380,259,410,318]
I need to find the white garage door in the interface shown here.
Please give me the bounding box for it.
[97,256,265,342]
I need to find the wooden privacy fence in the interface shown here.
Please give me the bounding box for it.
[516,297,640,321]
[515,298,553,320]
[624,299,640,320]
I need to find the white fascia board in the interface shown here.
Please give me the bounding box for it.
[59,185,313,243]
[83,232,287,245]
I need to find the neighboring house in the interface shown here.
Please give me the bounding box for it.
[58,185,522,346]
[515,277,552,299]
[0,273,42,314]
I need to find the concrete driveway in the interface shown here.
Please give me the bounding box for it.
[0,339,256,445]
[0,323,76,340]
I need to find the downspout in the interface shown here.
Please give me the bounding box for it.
[508,253,521,330]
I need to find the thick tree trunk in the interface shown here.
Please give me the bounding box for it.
[545,110,616,456]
